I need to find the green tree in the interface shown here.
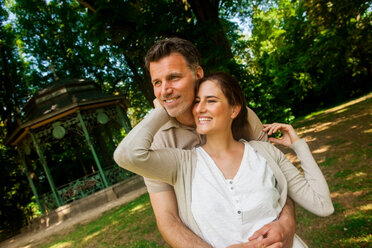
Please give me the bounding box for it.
[246,0,372,117]
[0,0,33,239]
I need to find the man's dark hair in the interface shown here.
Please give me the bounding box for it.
[195,72,250,141]
[145,37,201,71]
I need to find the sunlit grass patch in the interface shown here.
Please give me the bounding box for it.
[296,205,372,248]
[340,235,372,248]
[338,212,372,239]
[39,194,168,248]
[48,241,74,248]
[303,109,326,120]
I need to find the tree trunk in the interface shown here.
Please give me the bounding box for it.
[187,0,233,59]
[124,53,154,105]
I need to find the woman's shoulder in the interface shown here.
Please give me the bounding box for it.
[244,140,283,158]
[243,139,273,148]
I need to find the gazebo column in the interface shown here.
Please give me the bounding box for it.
[116,105,132,133]
[17,149,45,214]
[77,110,109,188]
[30,132,62,207]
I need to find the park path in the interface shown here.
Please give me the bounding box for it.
[0,186,148,248]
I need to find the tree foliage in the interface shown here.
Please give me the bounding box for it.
[245,0,372,117]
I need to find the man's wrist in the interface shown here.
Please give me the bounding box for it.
[277,198,296,248]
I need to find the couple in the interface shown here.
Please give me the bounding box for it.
[114,38,334,247]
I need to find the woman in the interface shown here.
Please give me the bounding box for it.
[114,72,333,248]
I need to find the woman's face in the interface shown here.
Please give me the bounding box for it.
[192,80,239,136]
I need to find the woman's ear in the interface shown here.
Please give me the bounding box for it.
[231,105,242,119]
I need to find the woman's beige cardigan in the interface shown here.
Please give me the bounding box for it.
[114,108,334,239]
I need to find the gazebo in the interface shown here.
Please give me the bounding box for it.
[5,79,133,213]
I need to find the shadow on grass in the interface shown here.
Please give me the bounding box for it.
[292,93,372,248]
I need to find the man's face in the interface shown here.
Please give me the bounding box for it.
[150,53,203,120]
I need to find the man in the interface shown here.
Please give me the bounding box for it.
[140,37,295,247]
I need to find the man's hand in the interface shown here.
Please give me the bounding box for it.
[153,98,162,108]
[247,221,286,248]
[263,123,300,147]
[248,198,296,248]
[227,235,282,248]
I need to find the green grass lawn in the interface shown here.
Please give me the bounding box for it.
[39,194,168,248]
[39,93,372,248]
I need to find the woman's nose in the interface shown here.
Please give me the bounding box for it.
[195,101,205,113]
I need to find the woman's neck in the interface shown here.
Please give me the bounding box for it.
[202,131,240,156]
[202,131,244,179]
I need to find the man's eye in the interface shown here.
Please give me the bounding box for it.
[153,81,161,86]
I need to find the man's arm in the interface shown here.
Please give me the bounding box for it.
[150,191,212,248]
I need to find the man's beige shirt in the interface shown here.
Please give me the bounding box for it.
[144,107,268,193]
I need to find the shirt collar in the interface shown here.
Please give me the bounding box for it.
[160,116,197,131]
[159,117,206,145]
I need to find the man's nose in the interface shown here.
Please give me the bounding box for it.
[161,81,172,96]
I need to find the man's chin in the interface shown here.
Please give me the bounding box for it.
[166,110,178,117]
[165,107,184,118]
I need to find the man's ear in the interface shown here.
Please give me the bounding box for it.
[231,105,242,119]
[195,66,204,79]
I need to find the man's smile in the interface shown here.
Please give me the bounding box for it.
[163,96,180,104]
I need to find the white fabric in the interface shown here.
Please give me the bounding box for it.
[191,141,282,248]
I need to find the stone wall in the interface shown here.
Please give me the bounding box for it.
[21,175,145,233]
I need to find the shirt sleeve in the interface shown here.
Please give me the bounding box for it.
[143,177,173,193]
[144,114,176,193]
[114,108,184,186]
[246,107,268,142]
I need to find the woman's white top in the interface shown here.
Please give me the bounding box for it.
[191,141,283,248]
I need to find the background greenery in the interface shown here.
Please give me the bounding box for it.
[0,0,371,240]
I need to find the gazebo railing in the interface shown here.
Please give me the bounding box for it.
[59,173,104,204]
[39,166,134,212]
[105,164,134,185]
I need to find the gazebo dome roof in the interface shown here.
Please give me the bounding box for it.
[23,79,119,121]
[6,79,127,146]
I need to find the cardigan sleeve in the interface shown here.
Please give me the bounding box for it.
[113,108,185,185]
[246,107,268,142]
[275,139,334,217]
